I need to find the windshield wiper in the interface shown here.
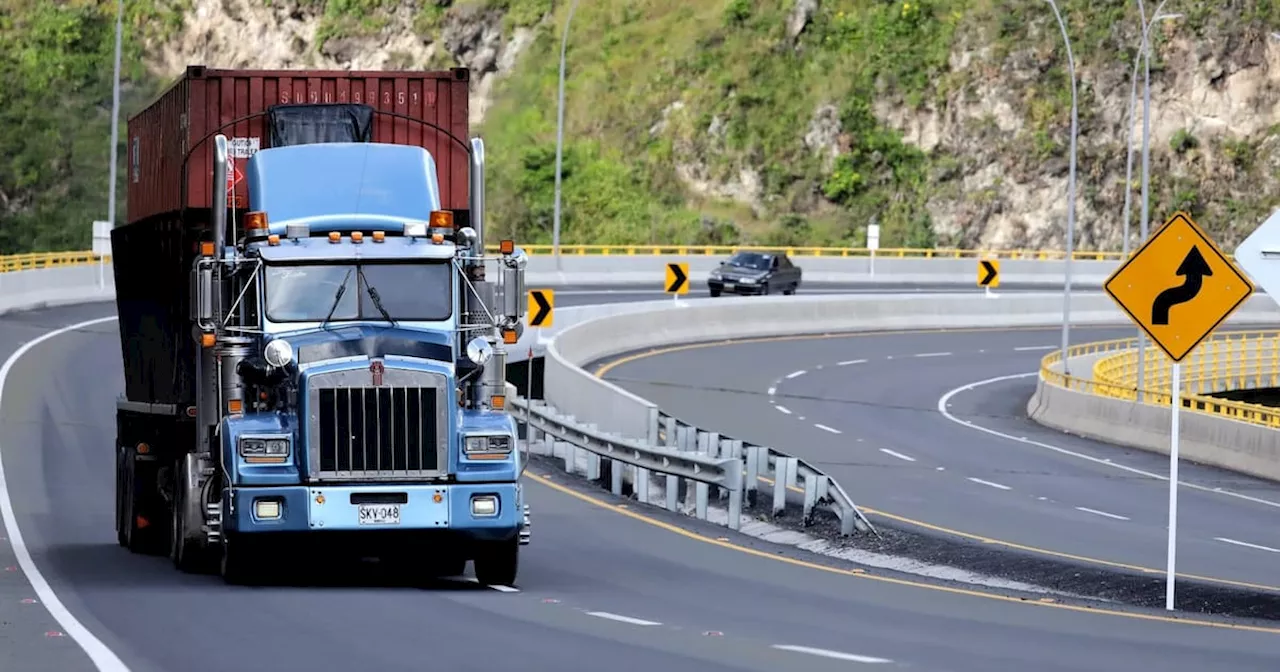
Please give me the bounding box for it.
[319,268,354,330]
[357,266,397,327]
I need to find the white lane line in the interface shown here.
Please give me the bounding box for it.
[767,386,777,395]
[586,611,662,626]
[967,477,1012,491]
[879,449,916,462]
[1074,506,1130,521]
[1215,537,1280,554]
[0,316,130,671]
[775,405,793,415]
[1014,345,1056,351]
[785,370,806,379]
[914,351,951,358]
[937,373,1280,510]
[456,576,521,592]
[837,359,867,366]
[771,644,892,664]
[814,423,841,434]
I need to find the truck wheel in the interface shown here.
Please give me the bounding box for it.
[119,453,165,555]
[473,537,518,587]
[219,532,257,585]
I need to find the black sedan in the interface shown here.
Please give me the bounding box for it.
[707,251,802,296]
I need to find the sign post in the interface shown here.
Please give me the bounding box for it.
[665,262,689,300]
[92,220,112,289]
[867,224,880,277]
[1103,211,1253,611]
[978,257,999,297]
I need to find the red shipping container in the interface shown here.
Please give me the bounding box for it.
[125,65,472,226]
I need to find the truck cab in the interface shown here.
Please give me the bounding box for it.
[115,122,531,586]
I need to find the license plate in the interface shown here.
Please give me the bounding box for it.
[358,503,401,525]
[723,283,735,290]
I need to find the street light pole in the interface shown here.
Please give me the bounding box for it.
[107,0,124,229]
[1133,0,1180,397]
[551,0,581,272]
[1045,0,1078,375]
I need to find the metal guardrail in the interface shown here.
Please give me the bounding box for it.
[18,245,1134,262]
[485,244,1124,260]
[652,410,875,537]
[507,393,874,536]
[1039,334,1280,429]
[0,251,110,272]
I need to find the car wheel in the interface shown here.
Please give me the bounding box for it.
[761,282,770,295]
[710,289,721,297]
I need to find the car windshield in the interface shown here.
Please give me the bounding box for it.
[264,261,453,322]
[727,252,772,270]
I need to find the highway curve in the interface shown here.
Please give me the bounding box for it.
[596,325,1280,593]
[5,304,1280,671]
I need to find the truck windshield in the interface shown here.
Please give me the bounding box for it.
[264,261,453,323]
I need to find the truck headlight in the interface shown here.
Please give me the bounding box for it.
[239,436,290,462]
[264,339,294,368]
[464,435,512,457]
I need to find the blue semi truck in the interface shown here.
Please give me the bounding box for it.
[112,67,530,585]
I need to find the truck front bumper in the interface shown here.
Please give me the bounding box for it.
[224,483,522,541]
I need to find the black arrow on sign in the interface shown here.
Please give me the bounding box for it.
[1151,246,1212,325]
[667,263,688,292]
[530,290,552,327]
[979,260,998,286]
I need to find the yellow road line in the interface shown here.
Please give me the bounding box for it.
[527,472,1280,634]
[589,325,1280,595]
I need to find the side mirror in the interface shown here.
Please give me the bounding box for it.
[196,265,214,322]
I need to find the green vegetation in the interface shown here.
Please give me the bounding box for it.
[8,0,1280,255]
[0,0,177,254]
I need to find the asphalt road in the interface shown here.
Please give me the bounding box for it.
[552,282,1101,306]
[598,325,1280,593]
[5,302,1280,671]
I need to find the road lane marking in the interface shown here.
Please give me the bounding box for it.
[967,477,1011,491]
[1075,507,1130,521]
[0,315,130,671]
[837,359,867,366]
[775,405,792,415]
[767,386,776,395]
[530,469,1280,632]
[771,645,892,664]
[914,352,951,358]
[814,424,841,434]
[785,370,806,379]
[586,611,662,626]
[590,326,1280,595]
[879,449,916,462]
[1014,345,1056,351]
[937,373,1280,511]
[1215,537,1280,554]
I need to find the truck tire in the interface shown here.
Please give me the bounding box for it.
[118,448,166,555]
[472,537,518,587]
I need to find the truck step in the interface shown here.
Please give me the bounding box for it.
[204,501,222,544]
[519,504,531,545]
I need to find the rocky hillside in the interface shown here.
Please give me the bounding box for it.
[5,0,1280,253]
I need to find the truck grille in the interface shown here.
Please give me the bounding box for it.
[307,366,448,481]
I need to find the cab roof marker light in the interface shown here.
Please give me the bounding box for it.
[328,231,340,243]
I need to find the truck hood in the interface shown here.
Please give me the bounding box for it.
[271,324,455,366]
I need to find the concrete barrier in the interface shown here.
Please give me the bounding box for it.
[0,264,115,316]
[522,255,1120,286]
[1027,370,1280,483]
[541,292,1280,441]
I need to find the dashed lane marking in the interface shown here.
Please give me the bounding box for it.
[775,405,792,415]
[1074,507,1130,521]
[879,449,916,462]
[1215,538,1280,554]
[913,352,951,358]
[771,645,892,664]
[785,370,806,379]
[967,477,1012,491]
[837,359,867,366]
[814,424,841,434]
[586,611,662,626]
